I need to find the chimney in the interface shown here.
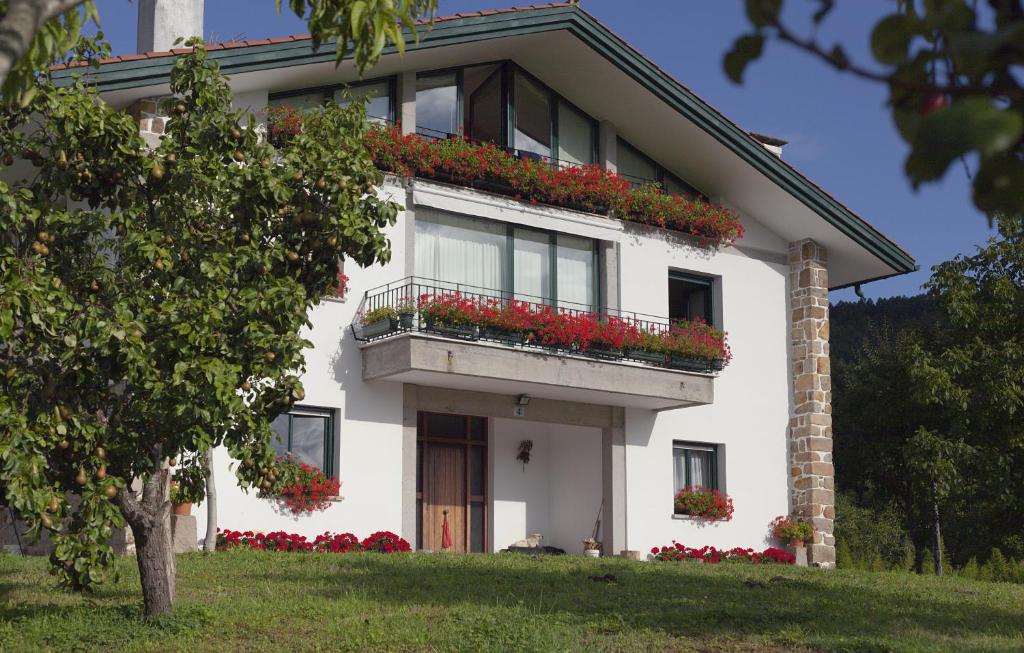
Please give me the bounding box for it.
[137,0,204,53]
[749,132,787,159]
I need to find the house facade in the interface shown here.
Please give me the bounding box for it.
[49,2,916,565]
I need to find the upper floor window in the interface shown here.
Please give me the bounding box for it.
[414,63,597,166]
[673,442,719,491]
[669,271,714,325]
[414,211,598,310]
[271,406,335,476]
[617,138,702,198]
[269,77,394,124]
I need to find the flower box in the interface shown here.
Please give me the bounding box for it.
[711,358,726,372]
[666,355,712,373]
[360,317,400,339]
[398,311,415,330]
[481,327,526,345]
[424,316,478,340]
[626,349,666,366]
[581,345,624,361]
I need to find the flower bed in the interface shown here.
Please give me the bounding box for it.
[258,456,341,515]
[651,542,795,565]
[415,293,731,369]
[674,486,734,521]
[363,125,743,247]
[217,528,408,553]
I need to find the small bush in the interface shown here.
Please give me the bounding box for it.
[833,493,907,569]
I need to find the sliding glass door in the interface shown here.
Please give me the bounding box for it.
[415,211,598,309]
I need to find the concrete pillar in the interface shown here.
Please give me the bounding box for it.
[598,120,617,173]
[398,71,417,135]
[600,241,620,313]
[171,514,197,553]
[402,384,419,546]
[788,239,835,567]
[601,407,626,556]
[137,0,204,53]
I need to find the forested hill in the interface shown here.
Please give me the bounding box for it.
[830,294,941,365]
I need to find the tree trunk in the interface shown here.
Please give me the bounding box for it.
[118,468,176,617]
[932,481,943,577]
[203,448,217,552]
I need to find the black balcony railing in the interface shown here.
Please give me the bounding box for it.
[349,277,726,373]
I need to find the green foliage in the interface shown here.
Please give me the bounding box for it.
[833,493,908,570]
[727,1,1024,217]
[278,0,437,72]
[171,456,208,505]
[0,44,397,595]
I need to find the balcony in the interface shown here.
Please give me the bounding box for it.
[350,278,724,410]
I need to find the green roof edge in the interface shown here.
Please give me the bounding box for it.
[52,5,916,277]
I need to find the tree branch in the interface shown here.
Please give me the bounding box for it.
[0,0,87,90]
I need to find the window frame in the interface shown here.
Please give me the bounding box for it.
[271,406,336,477]
[416,211,602,311]
[414,61,599,166]
[672,441,720,492]
[617,137,703,198]
[668,270,715,326]
[268,75,397,124]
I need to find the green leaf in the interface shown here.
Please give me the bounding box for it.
[973,155,1024,216]
[905,99,1023,184]
[746,0,782,27]
[723,34,764,84]
[871,14,916,65]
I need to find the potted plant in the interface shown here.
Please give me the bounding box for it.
[396,299,416,329]
[170,472,204,517]
[769,515,813,548]
[582,538,602,558]
[359,305,401,339]
[419,293,479,340]
[626,330,668,366]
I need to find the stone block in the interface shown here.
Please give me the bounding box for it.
[171,515,198,553]
[808,543,836,566]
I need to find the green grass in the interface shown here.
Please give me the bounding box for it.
[2,551,1023,652]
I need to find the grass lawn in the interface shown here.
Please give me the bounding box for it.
[2,551,1023,652]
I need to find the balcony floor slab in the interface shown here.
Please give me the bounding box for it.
[360,333,714,411]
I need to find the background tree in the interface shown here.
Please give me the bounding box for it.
[0,0,437,101]
[0,44,397,615]
[727,0,1024,218]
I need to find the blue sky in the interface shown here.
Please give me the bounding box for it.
[85,0,996,301]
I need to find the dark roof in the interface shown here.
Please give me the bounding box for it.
[49,3,915,279]
[749,132,789,147]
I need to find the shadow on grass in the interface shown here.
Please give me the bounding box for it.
[286,554,1024,646]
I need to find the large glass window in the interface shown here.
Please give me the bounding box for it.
[673,442,719,491]
[465,64,503,145]
[618,137,703,197]
[669,272,714,325]
[415,212,507,291]
[416,72,459,138]
[556,234,595,309]
[271,407,335,476]
[415,211,597,308]
[557,101,595,166]
[513,72,552,158]
[334,79,392,123]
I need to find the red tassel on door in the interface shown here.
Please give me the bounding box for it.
[441,509,452,550]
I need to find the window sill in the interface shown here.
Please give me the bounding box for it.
[671,514,724,522]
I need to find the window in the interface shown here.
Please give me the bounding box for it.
[513,72,552,158]
[334,79,393,123]
[414,211,598,309]
[673,442,719,491]
[413,63,597,165]
[271,407,335,476]
[669,272,714,325]
[617,137,703,197]
[416,71,460,138]
[269,77,394,124]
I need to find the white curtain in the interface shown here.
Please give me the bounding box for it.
[415,212,506,293]
[556,235,594,309]
[514,229,550,301]
[689,450,711,488]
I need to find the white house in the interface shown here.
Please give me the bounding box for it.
[48,1,916,565]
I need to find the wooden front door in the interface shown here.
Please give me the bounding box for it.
[423,444,466,552]
[417,412,488,552]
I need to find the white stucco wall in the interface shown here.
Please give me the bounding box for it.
[189,177,792,556]
[617,216,792,555]
[491,419,602,554]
